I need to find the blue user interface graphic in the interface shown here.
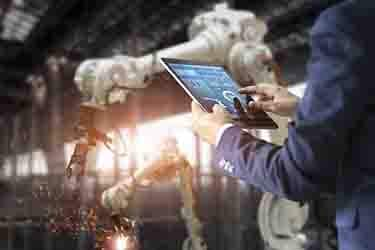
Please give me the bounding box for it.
[169,63,247,115]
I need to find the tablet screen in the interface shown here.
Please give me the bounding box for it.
[167,62,248,116]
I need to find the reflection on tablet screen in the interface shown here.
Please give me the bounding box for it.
[168,63,247,116]
[161,58,278,129]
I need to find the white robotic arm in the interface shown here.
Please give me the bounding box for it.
[101,138,208,250]
[73,4,275,107]
[73,4,289,148]
[69,4,303,250]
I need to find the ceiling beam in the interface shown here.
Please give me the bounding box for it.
[79,0,217,56]
[12,0,81,68]
[25,0,79,46]
[46,0,110,53]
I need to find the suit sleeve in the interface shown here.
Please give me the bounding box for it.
[213,12,369,201]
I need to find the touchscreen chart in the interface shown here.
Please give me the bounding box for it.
[169,63,246,114]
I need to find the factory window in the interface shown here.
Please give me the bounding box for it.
[1,149,48,178]
[16,152,29,176]
[2,113,215,180]
[2,158,12,178]
[91,113,214,177]
[31,150,48,175]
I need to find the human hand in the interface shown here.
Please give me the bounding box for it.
[191,102,233,145]
[239,83,299,117]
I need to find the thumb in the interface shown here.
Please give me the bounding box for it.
[253,101,278,113]
[191,101,204,114]
[239,86,257,94]
[212,104,225,114]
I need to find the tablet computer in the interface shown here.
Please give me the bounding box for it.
[160,58,278,129]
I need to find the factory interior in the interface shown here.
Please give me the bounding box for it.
[0,0,343,250]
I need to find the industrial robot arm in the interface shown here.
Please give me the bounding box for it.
[65,1,280,205]
[66,3,284,184]
[66,5,292,250]
[101,138,208,250]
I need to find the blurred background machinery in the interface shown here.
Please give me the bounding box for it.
[0,0,340,250]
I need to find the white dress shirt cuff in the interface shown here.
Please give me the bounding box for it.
[215,123,235,146]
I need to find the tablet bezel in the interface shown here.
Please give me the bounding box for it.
[160,57,278,129]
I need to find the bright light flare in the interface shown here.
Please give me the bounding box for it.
[95,113,196,173]
[135,113,195,167]
[96,145,115,172]
[115,234,127,250]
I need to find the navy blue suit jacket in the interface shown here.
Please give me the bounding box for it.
[214,1,375,249]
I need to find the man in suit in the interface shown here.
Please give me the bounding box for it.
[191,1,375,249]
